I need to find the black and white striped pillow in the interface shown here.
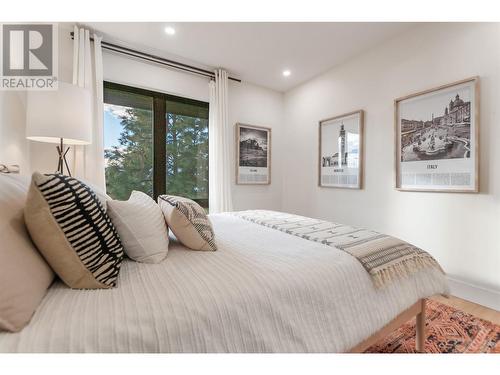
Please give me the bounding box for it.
[24,173,124,289]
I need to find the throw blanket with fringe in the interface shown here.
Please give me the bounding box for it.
[232,210,444,288]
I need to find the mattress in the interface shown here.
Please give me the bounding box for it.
[0,212,448,352]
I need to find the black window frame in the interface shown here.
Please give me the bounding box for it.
[103,81,210,205]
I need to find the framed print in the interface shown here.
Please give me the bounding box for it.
[236,123,271,185]
[395,77,479,192]
[319,110,364,189]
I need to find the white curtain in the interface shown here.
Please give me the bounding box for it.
[209,69,233,213]
[72,26,105,190]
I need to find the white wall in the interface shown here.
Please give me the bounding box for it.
[228,80,284,211]
[283,23,500,293]
[103,52,284,210]
[0,91,28,171]
[103,52,210,102]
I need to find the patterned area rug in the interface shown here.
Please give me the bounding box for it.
[366,300,500,353]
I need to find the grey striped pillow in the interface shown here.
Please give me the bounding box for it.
[158,195,216,251]
[24,172,124,289]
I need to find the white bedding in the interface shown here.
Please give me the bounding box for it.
[0,212,448,352]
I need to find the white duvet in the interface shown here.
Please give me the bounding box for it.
[0,212,448,352]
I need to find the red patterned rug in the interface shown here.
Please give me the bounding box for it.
[366,300,500,353]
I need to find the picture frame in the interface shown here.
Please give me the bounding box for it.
[236,123,271,185]
[318,110,364,189]
[395,77,479,193]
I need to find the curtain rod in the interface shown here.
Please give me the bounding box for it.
[70,31,241,83]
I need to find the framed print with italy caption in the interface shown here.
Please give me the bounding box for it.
[395,77,479,192]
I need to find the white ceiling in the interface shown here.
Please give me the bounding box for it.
[86,22,416,92]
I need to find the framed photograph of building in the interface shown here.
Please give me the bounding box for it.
[236,123,271,185]
[319,110,364,189]
[395,77,479,192]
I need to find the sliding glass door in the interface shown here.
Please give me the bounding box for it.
[103,82,209,207]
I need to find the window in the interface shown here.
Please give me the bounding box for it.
[103,82,209,207]
[165,98,209,208]
[103,88,153,199]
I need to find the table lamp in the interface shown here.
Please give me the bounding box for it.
[26,82,92,176]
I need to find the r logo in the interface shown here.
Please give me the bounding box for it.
[2,24,53,76]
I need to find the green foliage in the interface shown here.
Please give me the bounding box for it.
[104,107,209,206]
[166,112,209,203]
[105,107,153,200]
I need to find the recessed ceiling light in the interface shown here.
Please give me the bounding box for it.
[282,70,291,77]
[164,26,176,36]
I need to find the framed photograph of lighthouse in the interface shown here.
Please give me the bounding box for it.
[236,123,271,185]
[395,77,479,193]
[318,110,364,189]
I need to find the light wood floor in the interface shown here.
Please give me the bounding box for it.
[431,295,500,325]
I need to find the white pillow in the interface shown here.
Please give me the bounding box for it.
[107,191,169,263]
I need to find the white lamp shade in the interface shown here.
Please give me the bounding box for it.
[26,82,92,145]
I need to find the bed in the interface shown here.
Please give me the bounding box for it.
[0,211,448,353]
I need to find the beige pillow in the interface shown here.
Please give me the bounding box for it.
[107,191,169,263]
[158,195,216,251]
[24,172,124,289]
[0,174,54,332]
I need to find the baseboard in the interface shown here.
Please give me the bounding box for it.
[447,276,500,312]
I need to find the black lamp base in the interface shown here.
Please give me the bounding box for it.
[56,138,72,176]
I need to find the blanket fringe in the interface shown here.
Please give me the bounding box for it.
[371,254,445,288]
